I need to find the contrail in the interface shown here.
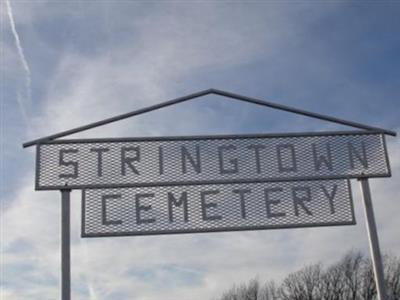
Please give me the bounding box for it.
[17,91,29,125]
[5,0,31,122]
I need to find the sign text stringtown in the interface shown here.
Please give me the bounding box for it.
[36,131,390,190]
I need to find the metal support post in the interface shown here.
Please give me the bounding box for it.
[359,178,387,300]
[61,189,71,300]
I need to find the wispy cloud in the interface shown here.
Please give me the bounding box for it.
[2,2,399,299]
[5,0,31,123]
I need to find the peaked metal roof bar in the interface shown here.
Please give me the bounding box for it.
[23,88,396,148]
[212,89,396,136]
[23,89,212,148]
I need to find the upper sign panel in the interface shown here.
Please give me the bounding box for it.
[36,131,390,190]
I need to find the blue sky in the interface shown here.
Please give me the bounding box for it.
[1,1,400,299]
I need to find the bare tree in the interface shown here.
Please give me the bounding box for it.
[239,278,259,300]
[219,278,260,300]
[278,264,322,300]
[214,251,400,300]
[340,250,363,300]
[220,284,240,300]
[320,262,347,300]
[259,280,279,300]
[359,257,376,300]
[384,254,400,300]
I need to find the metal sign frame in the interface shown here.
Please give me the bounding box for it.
[81,179,356,238]
[23,89,397,300]
[22,88,396,148]
[35,130,390,190]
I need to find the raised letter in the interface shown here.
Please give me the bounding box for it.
[121,146,140,175]
[135,193,155,224]
[312,142,333,171]
[90,147,110,177]
[247,144,266,174]
[59,149,78,179]
[181,145,201,174]
[321,184,338,214]
[264,187,286,218]
[276,144,297,173]
[292,186,312,216]
[168,192,188,222]
[102,194,123,226]
[218,145,238,174]
[201,190,222,221]
[233,189,251,219]
[348,141,368,169]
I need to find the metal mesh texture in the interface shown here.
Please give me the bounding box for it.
[37,132,389,190]
[82,179,354,237]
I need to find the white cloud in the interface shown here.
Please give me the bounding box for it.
[3,139,398,299]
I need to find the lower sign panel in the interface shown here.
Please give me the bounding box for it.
[82,179,355,237]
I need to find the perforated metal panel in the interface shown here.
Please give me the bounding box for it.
[36,131,390,190]
[82,179,354,237]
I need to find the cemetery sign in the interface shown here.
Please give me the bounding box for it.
[23,89,396,300]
